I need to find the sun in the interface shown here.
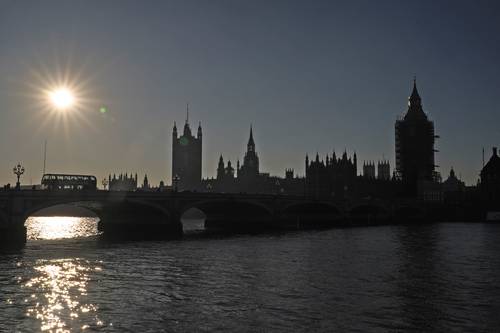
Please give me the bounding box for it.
[48,88,75,110]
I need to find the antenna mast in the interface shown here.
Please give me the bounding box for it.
[43,140,47,175]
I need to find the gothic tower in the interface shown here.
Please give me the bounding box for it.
[171,105,202,190]
[239,126,259,178]
[395,79,437,194]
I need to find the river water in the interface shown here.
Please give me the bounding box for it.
[1,217,500,332]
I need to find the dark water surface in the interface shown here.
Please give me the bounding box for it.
[1,218,500,332]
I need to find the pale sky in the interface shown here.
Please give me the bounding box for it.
[1,0,499,186]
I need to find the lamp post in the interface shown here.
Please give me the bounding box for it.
[173,174,180,192]
[102,178,109,190]
[13,163,25,190]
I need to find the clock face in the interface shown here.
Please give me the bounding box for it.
[179,137,189,146]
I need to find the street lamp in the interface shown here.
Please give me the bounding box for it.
[173,174,180,192]
[13,163,25,190]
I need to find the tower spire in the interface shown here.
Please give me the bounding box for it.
[250,125,253,138]
[197,121,202,139]
[411,76,419,97]
[247,124,255,148]
[405,76,426,120]
[173,121,178,138]
[183,103,192,136]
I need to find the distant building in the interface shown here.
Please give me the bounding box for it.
[442,168,465,202]
[306,151,357,198]
[202,126,305,195]
[395,79,438,195]
[377,161,391,180]
[238,126,259,179]
[480,147,500,201]
[442,168,465,192]
[108,173,137,191]
[172,107,202,191]
[363,162,375,179]
[142,174,150,190]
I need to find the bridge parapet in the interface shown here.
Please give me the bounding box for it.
[0,189,435,248]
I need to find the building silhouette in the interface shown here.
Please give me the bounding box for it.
[202,126,305,194]
[305,151,357,198]
[442,167,466,203]
[238,126,259,179]
[395,79,438,195]
[363,161,375,179]
[377,160,391,180]
[142,174,150,190]
[172,107,202,191]
[108,173,138,191]
[480,147,500,201]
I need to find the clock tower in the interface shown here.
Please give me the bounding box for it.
[395,79,437,195]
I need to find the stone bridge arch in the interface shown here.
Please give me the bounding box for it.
[180,199,275,233]
[22,199,101,223]
[10,195,180,242]
[21,197,172,223]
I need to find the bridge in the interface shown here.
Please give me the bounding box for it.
[0,190,432,247]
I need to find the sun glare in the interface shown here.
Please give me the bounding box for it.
[48,88,75,110]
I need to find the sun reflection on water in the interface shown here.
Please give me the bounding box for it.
[26,216,100,240]
[23,259,105,332]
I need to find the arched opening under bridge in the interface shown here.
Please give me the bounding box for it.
[22,199,181,242]
[185,200,274,233]
[25,204,100,241]
[180,207,207,233]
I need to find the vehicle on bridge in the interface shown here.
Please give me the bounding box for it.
[41,174,97,190]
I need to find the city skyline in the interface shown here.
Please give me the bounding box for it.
[1,1,499,186]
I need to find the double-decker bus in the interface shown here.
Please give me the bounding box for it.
[41,174,97,190]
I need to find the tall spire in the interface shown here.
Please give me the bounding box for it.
[197,121,202,139]
[247,124,255,152]
[411,76,420,100]
[405,77,426,120]
[217,154,225,179]
[183,103,192,136]
[249,125,254,144]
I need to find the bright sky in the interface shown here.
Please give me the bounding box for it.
[0,0,499,186]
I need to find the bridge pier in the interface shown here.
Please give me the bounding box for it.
[205,215,279,234]
[98,203,183,240]
[98,221,183,240]
[0,224,27,248]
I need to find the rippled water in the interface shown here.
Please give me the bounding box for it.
[26,217,100,240]
[1,218,500,332]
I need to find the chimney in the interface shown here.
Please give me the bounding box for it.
[494,147,498,156]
